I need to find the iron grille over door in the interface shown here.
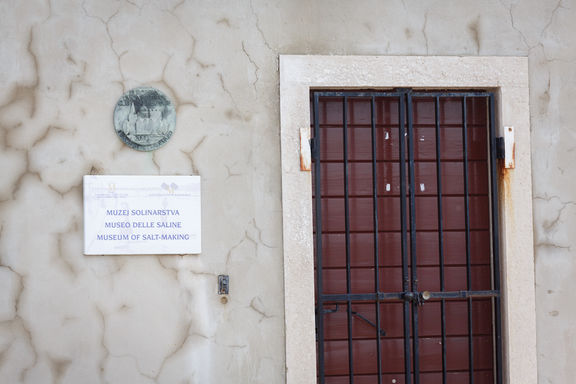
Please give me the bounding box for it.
[312,90,502,384]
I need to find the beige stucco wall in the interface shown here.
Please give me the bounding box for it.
[0,0,574,383]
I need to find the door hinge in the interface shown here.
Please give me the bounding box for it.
[309,138,316,156]
[496,137,505,159]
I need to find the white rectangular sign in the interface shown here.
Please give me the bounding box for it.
[83,175,201,255]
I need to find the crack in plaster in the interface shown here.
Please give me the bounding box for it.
[10,124,85,198]
[171,0,186,12]
[106,330,216,381]
[498,0,532,50]
[89,258,126,280]
[509,3,531,48]
[0,342,14,369]
[540,0,566,39]
[226,219,275,267]
[180,135,207,174]
[159,54,198,112]
[539,197,575,228]
[534,194,575,251]
[0,265,24,323]
[248,0,273,52]
[422,11,429,55]
[163,4,214,69]
[81,2,125,91]
[217,73,247,122]
[0,263,38,382]
[156,256,180,281]
[125,0,145,13]
[241,41,259,92]
[249,297,273,323]
[43,0,53,22]
[0,26,40,129]
[248,219,275,249]
[498,0,568,56]
[45,177,83,200]
[224,163,242,179]
[151,151,161,173]
[108,353,156,380]
[152,321,194,379]
[0,151,41,203]
[30,124,64,148]
[26,27,40,115]
[225,235,248,268]
[94,305,111,381]
[55,233,78,279]
[18,316,38,383]
[226,230,258,271]
[67,60,89,100]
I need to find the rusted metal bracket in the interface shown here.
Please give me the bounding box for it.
[496,126,515,169]
[300,127,312,171]
[503,126,515,169]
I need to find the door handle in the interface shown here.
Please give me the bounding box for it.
[403,291,431,305]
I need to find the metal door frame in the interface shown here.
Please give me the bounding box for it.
[279,55,537,384]
[312,89,502,384]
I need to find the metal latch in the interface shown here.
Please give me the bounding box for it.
[218,275,229,295]
[403,291,431,306]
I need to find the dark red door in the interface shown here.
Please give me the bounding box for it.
[312,90,502,384]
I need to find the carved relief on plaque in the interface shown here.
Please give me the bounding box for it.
[113,87,176,151]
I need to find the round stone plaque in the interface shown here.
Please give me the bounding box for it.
[113,87,176,151]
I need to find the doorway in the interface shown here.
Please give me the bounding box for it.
[312,90,502,384]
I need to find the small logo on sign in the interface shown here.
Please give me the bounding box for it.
[161,182,178,194]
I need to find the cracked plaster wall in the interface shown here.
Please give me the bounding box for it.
[0,0,574,383]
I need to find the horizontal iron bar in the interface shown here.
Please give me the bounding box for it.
[316,228,491,234]
[427,290,499,299]
[321,293,403,301]
[313,91,492,98]
[411,92,493,97]
[320,290,499,302]
[313,91,402,97]
[316,193,493,199]
[315,159,490,164]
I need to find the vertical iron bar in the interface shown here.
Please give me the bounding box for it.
[462,97,474,384]
[435,96,447,384]
[343,96,354,384]
[399,92,412,384]
[313,93,325,384]
[371,97,383,384]
[489,94,503,384]
[406,93,420,384]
